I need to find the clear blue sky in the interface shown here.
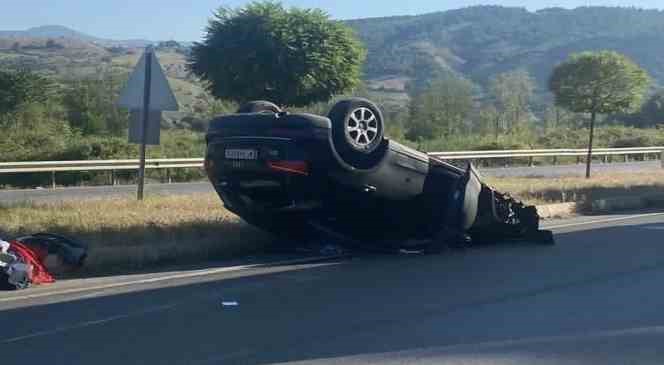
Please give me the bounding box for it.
[1,0,663,41]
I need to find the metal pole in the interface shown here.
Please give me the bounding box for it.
[137,48,153,201]
[585,111,596,179]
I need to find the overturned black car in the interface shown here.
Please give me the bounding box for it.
[204,98,553,250]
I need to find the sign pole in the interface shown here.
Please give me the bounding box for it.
[137,47,153,201]
[117,45,177,196]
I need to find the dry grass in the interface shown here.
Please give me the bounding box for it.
[0,193,272,273]
[486,171,664,205]
[2,172,662,273]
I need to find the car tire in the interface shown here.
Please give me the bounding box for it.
[328,98,386,169]
[237,100,281,114]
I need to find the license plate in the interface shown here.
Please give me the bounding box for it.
[225,149,257,160]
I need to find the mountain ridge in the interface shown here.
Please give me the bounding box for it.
[3,6,664,99]
[0,25,153,47]
[347,5,664,95]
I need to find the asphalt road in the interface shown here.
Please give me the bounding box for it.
[0,161,661,204]
[480,160,660,178]
[2,211,664,364]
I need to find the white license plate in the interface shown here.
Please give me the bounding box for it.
[225,149,257,160]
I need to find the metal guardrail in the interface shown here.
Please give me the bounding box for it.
[0,158,204,188]
[0,158,204,173]
[1,147,663,188]
[429,147,664,160]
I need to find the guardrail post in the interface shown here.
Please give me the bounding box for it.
[661,151,664,169]
[528,156,534,167]
[625,155,629,163]
[552,156,558,165]
[576,156,581,164]
[50,171,56,189]
[110,170,117,186]
[167,169,172,184]
[602,156,608,163]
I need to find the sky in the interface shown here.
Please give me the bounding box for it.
[1,0,663,41]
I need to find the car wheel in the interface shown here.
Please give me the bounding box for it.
[328,98,386,169]
[237,100,281,114]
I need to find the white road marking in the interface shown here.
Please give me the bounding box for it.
[2,303,176,344]
[2,213,660,304]
[0,256,342,304]
[543,212,664,230]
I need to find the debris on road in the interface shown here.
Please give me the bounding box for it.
[0,233,87,290]
[319,244,346,256]
[398,249,424,255]
[222,301,239,307]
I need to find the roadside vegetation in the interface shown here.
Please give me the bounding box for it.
[1,171,663,272]
[1,2,664,190]
[487,172,664,206]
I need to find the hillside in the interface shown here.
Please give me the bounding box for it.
[0,37,209,128]
[349,6,664,98]
[3,6,664,107]
[0,25,151,47]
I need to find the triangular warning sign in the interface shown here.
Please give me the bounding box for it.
[117,48,179,111]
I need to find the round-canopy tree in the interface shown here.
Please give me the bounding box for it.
[188,2,366,107]
[549,51,650,178]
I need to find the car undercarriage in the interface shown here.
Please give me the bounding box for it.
[205,98,554,251]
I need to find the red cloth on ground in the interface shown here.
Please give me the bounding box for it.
[8,241,55,284]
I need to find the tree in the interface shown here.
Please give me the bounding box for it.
[188,2,366,107]
[0,69,53,126]
[542,105,580,130]
[192,92,237,120]
[489,70,535,132]
[549,51,650,178]
[635,89,664,127]
[62,70,129,135]
[404,55,455,97]
[473,105,500,137]
[406,76,473,141]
